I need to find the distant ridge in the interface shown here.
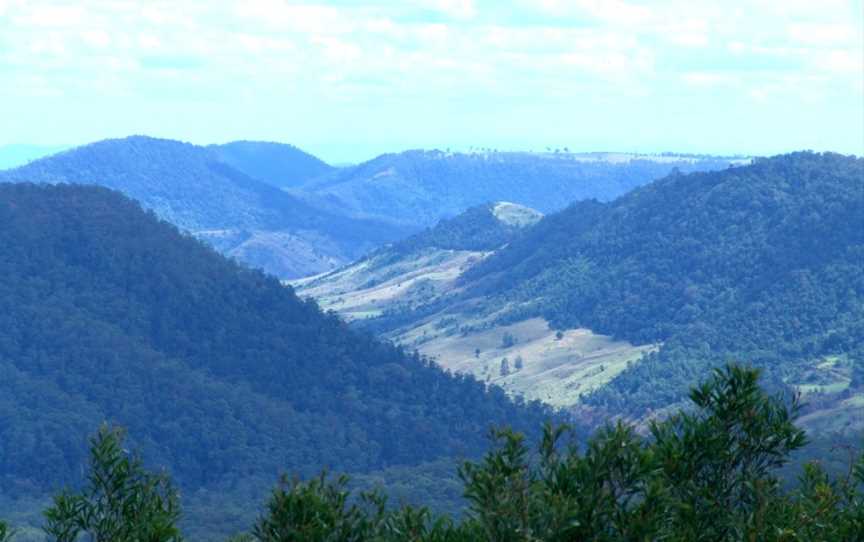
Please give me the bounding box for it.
[0,136,410,278]
[209,140,335,189]
[295,149,742,228]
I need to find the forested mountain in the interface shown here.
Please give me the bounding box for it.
[0,137,409,278]
[301,152,864,430]
[461,152,864,417]
[0,183,553,538]
[296,150,742,228]
[208,140,335,189]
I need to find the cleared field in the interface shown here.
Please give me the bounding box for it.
[295,244,655,410]
[787,355,864,435]
[295,239,655,410]
[396,316,655,409]
[293,249,488,321]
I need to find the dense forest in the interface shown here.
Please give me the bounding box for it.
[461,152,864,416]
[3,366,863,541]
[0,183,555,539]
[297,150,739,227]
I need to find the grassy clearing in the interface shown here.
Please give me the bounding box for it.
[397,316,654,409]
[295,246,653,410]
[786,355,864,436]
[293,249,487,321]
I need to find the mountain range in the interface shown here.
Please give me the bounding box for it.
[2,145,860,539]
[0,138,743,279]
[294,150,744,228]
[0,137,410,279]
[297,152,864,435]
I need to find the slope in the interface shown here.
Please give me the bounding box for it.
[299,153,864,431]
[294,202,652,409]
[0,183,553,538]
[209,140,335,189]
[297,150,744,227]
[0,137,409,278]
[295,202,543,320]
[461,152,864,423]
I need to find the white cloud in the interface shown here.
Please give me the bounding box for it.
[81,29,111,48]
[821,49,864,74]
[424,0,477,20]
[236,1,354,33]
[682,72,740,87]
[12,5,84,27]
[787,22,856,46]
[137,33,162,51]
[0,0,860,122]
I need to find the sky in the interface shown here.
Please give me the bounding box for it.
[0,0,862,163]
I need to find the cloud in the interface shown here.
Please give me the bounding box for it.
[11,5,85,27]
[80,29,111,48]
[682,72,740,88]
[787,22,857,46]
[0,0,860,155]
[424,0,477,20]
[139,55,206,71]
[821,49,864,74]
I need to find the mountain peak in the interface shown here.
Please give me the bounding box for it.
[491,201,543,227]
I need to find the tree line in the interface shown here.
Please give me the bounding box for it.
[4,365,862,541]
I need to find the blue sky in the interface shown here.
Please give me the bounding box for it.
[0,0,861,162]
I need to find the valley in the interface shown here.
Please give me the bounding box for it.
[4,0,862,537]
[292,205,655,410]
[1,150,861,540]
[297,152,864,433]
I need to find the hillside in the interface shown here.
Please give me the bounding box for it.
[294,202,541,319]
[294,202,652,408]
[0,183,554,539]
[296,150,744,227]
[300,153,864,431]
[209,140,335,189]
[462,152,864,418]
[0,137,409,278]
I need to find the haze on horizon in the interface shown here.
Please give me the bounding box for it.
[1,0,862,163]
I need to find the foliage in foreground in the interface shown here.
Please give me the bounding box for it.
[0,521,14,542]
[42,426,182,542]
[3,365,863,541]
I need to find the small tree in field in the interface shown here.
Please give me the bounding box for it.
[43,424,182,542]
